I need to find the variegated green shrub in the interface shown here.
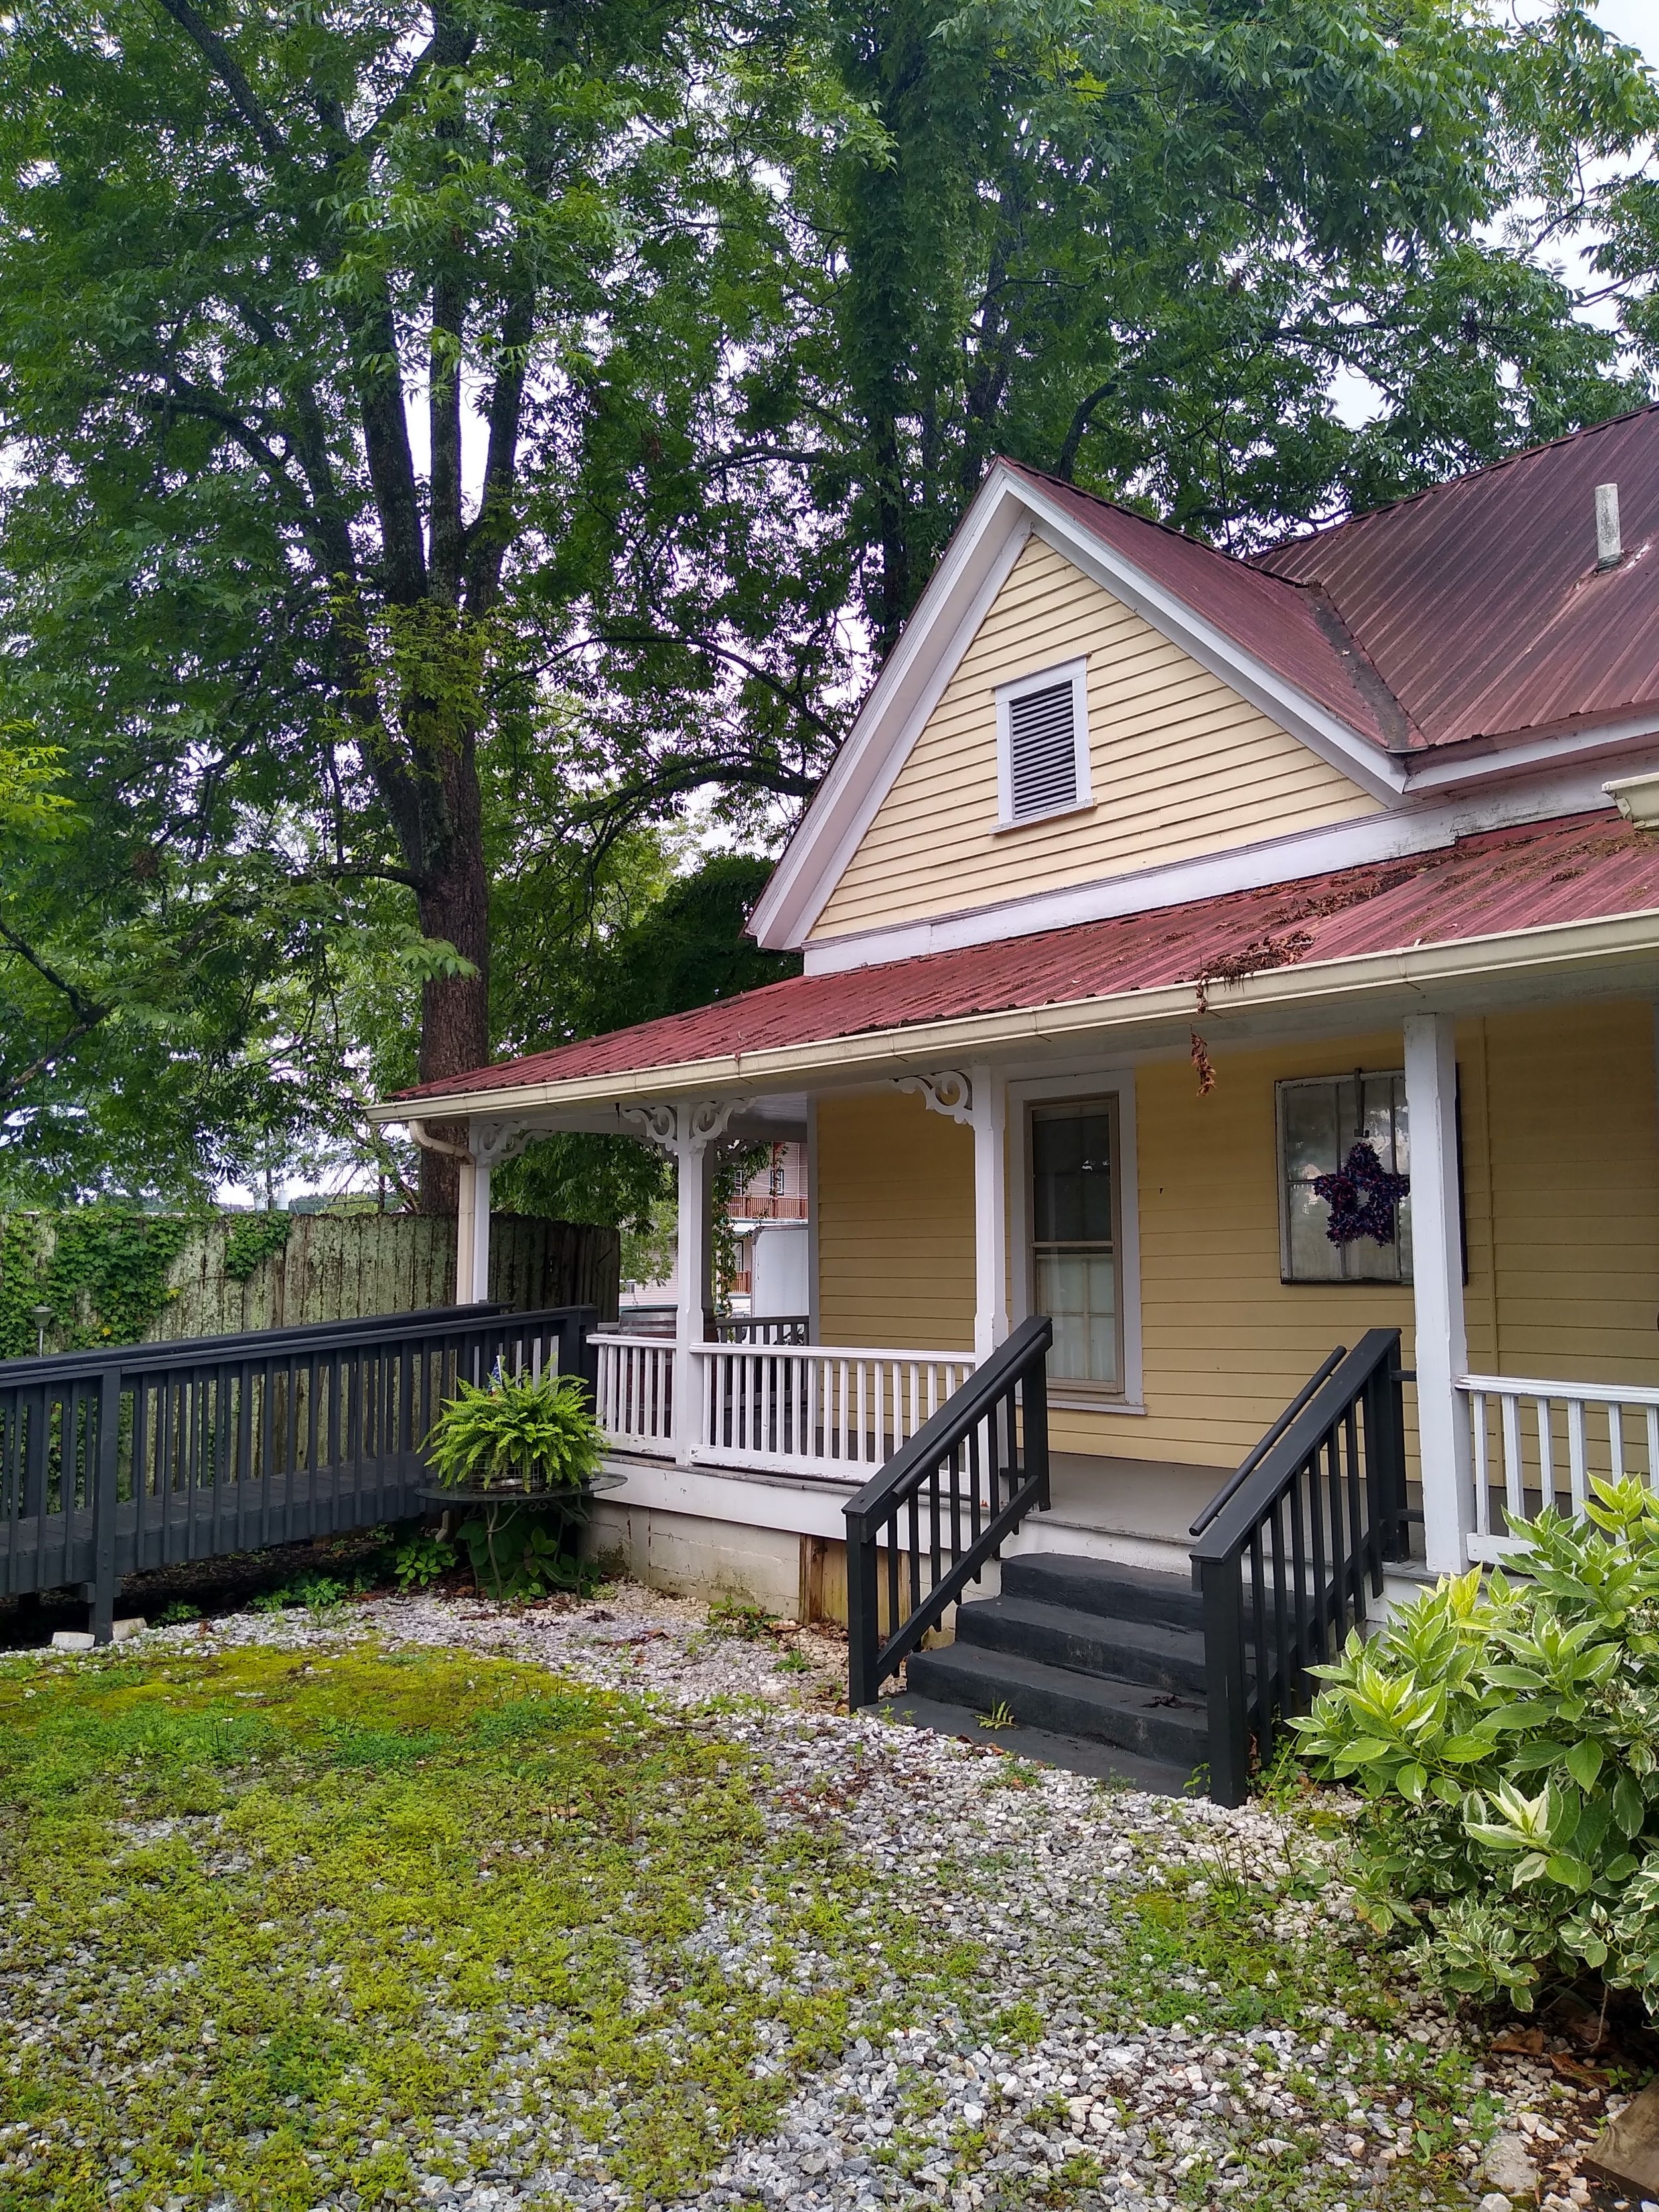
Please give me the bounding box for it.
[1295,1477,1659,2012]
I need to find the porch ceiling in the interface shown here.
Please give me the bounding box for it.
[377,808,1659,1122]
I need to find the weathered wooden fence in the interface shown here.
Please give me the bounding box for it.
[2,1212,619,1351]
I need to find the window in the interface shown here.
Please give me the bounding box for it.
[996,659,1090,828]
[1277,1072,1411,1284]
[1031,1100,1121,1389]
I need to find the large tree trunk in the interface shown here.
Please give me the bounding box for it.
[412,730,491,1215]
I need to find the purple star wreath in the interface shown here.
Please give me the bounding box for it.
[1311,1141,1411,1246]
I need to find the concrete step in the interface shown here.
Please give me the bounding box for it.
[905,1639,1209,1772]
[879,1691,1195,1796]
[955,1592,1208,1695]
[1001,1553,1204,1631]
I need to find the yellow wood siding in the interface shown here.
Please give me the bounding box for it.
[1482,1001,1659,1388]
[814,1090,975,1351]
[811,534,1380,945]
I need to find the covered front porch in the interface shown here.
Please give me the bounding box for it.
[430,982,1659,1600]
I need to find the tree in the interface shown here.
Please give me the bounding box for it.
[806,0,1659,651]
[0,0,839,1204]
[492,852,802,1228]
[1,0,1654,1216]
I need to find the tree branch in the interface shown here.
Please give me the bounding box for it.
[153,0,289,163]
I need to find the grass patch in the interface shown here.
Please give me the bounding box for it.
[0,1643,931,2211]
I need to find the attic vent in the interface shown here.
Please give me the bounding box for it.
[1008,681,1080,820]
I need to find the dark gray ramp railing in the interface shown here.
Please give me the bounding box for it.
[0,1303,596,1639]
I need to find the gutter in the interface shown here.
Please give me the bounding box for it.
[369,905,1659,1124]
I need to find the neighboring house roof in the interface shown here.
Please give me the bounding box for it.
[394,810,1659,1106]
[1251,402,1659,751]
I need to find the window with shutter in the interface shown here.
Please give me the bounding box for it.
[995,658,1090,828]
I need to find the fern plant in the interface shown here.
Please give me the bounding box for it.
[424,1369,605,1494]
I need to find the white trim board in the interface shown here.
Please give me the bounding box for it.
[800,759,1655,976]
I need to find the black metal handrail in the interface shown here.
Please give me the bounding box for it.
[844,1315,1052,1709]
[1189,1346,1347,1538]
[1189,1327,1409,1805]
[0,1303,597,1641]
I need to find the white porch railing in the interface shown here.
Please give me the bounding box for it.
[592,1333,676,1454]
[590,1332,977,1479]
[1461,1372,1659,1560]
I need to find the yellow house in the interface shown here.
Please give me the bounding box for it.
[380,407,1659,1797]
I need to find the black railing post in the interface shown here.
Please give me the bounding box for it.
[1364,1329,1409,1564]
[845,1502,878,1708]
[1198,1553,1250,1807]
[1025,1352,1050,1510]
[90,1364,121,1645]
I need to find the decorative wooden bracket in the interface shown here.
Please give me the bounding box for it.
[895,1069,975,1126]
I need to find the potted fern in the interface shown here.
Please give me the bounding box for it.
[424,1367,605,1497]
[422,1367,611,1600]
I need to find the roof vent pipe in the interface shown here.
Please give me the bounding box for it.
[1596,481,1623,570]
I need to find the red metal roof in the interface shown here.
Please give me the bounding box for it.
[1003,463,1407,749]
[397,810,1659,1101]
[1250,403,1659,749]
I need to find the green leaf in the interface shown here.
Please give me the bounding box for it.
[1614,1771,1645,1838]
[1565,1739,1605,1791]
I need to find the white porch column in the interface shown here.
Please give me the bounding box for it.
[970,1061,1009,1362]
[455,1161,479,1303]
[623,1098,747,1467]
[471,1163,492,1305]
[1404,1011,1473,1573]
[674,1121,712,1465]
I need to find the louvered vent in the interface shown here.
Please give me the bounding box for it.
[1008,680,1078,820]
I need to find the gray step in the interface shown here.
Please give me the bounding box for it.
[956,1592,1208,1694]
[906,1641,1208,1772]
[1002,1553,1203,1630]
[881,1692,1194,1796]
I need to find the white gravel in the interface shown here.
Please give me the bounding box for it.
[25,1588,1633,2211]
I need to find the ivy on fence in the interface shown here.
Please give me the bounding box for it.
[0,1207,194,1358]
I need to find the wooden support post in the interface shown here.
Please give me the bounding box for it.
[91,1365,121,1645]
[455,1161,478,1304]
[1404,1012,1472,1574]
[970,1061,1009,1363]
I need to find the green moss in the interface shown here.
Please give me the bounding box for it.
[0,1645,928,2211]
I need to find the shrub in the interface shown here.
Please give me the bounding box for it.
[424,1369,604,1493]
[1295,1477,1659,2014]
[390,1528,457,1591]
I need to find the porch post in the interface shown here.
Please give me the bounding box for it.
[674,1119,711,1467]
[455,1161,478,1303]
[970,1061,1009,1363]
[471,1163,492,1306]
[1403,1012,1473,1574]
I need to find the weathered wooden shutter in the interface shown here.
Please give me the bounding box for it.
[1008,680,1078,820]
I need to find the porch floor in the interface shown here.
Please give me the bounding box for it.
[1043,1452,1226,1548]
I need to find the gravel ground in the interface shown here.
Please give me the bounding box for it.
[15,1587,1639,2212]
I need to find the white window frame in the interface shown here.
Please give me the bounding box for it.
[994,656,1093,832]
[1007,1067,1143,1414]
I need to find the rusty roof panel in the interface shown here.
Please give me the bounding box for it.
[1253,404,1659,748]
[398,812,1659,1100]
